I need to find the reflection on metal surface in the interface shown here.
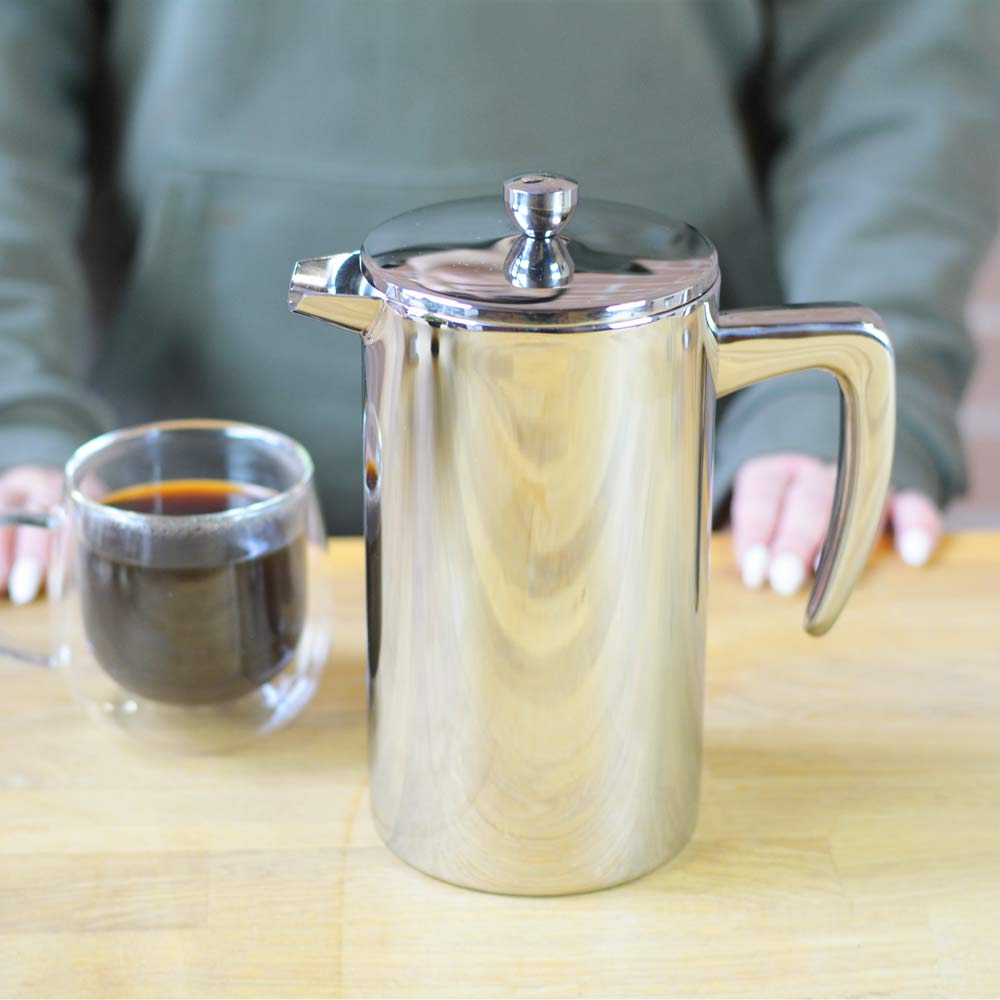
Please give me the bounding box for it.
[288,177,896,894]
[503,235,575,289]
[359,182,718,328]
[363,305,711,894]
[290,290,896,894]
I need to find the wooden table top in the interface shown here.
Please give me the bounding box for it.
[1,534,999,998]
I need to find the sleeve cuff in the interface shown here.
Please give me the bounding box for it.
[0,422,100,473]
[0,374,116,473]
[890,423,948,507]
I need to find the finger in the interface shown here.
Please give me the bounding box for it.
[0,467,62,605]
[8,525,50,605]
[0,526,14,595]
[23,467,64,509]
[0,475,23,596]
[891,491,942,567]
[731,456,795,588]
[768,462,837,597]
[0,465,61,497]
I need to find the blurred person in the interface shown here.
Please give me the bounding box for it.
[1,0,998,604]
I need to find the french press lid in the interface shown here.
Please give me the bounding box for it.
[360,173,718,330]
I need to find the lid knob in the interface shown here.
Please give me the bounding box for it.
[504,173,578,238]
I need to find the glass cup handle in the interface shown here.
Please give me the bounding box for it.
[0,511,59,667]
[709,304,896,636]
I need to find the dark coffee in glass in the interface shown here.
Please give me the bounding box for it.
[79,479,306,705]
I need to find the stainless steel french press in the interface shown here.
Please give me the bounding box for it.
[289,173,895,894]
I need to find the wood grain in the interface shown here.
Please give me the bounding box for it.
[1,534,998,998]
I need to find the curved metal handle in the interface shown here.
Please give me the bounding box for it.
[0,511,58,666]
[710,304,896,636]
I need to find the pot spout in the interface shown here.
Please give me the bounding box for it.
[288,251,382,333]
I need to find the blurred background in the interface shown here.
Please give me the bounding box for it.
[952,236,1000,528]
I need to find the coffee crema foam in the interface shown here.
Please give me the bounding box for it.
[78,478,307,568]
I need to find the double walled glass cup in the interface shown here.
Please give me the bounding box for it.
[0,420,332,751]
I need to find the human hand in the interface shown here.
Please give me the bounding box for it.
[0,466,64,604]
[731,454,941,595]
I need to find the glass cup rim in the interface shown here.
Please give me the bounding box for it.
[64,418,315,529]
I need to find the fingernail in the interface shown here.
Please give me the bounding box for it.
[898,529,933,567]
[8,558,44,606]
[769,553,806,597]
[741,544,769,589]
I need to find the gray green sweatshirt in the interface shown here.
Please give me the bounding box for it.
[1,0,998,532]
